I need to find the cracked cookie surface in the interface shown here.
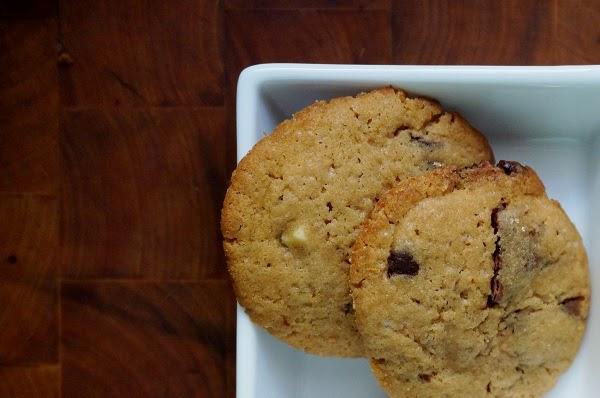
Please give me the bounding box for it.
[351,162,590,396]
[221,87,493,356]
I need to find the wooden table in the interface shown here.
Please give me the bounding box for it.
[0,1,597,396]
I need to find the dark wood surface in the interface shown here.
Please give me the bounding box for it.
[0,0,598,396]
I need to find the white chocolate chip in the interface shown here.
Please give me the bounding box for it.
[281,224,308,248]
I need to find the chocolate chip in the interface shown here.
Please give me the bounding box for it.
[486,382,491,393]
[6,255,17,264]
[418,373,435,383]
[497,160,524,175]
[387,250,419,277]
[560,296,585,316]
[409,133,440,148]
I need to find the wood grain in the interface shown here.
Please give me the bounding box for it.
[60,107,229,279]
[0,194,58,365]
[392,0,555,64]
[61,281,234,398]
[2,1,600,396]
[225,9,392,82]
[224,8,392,159]
[224,0,391,10]
[556,0,600,63]
[59,0,223,106]
[0,19,58,194]
[0,365,59,398]
[0,0,56,18]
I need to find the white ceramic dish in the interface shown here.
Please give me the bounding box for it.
[235,64,600,398]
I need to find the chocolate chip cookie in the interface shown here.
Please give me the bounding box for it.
[351,161,590,395]
[221,87,493,356]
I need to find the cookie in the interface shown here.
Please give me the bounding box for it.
[351,161,590,396]
[221,87,494,356]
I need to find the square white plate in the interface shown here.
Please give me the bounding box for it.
[235,64,600,398]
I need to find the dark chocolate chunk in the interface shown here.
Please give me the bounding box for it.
[497,160,524,175]
[560,296,585,316]
[409,132,440,148]
[387,250,419,277]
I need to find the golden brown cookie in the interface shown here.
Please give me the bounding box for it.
[222,87,493,356]
[351,161,590,396]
